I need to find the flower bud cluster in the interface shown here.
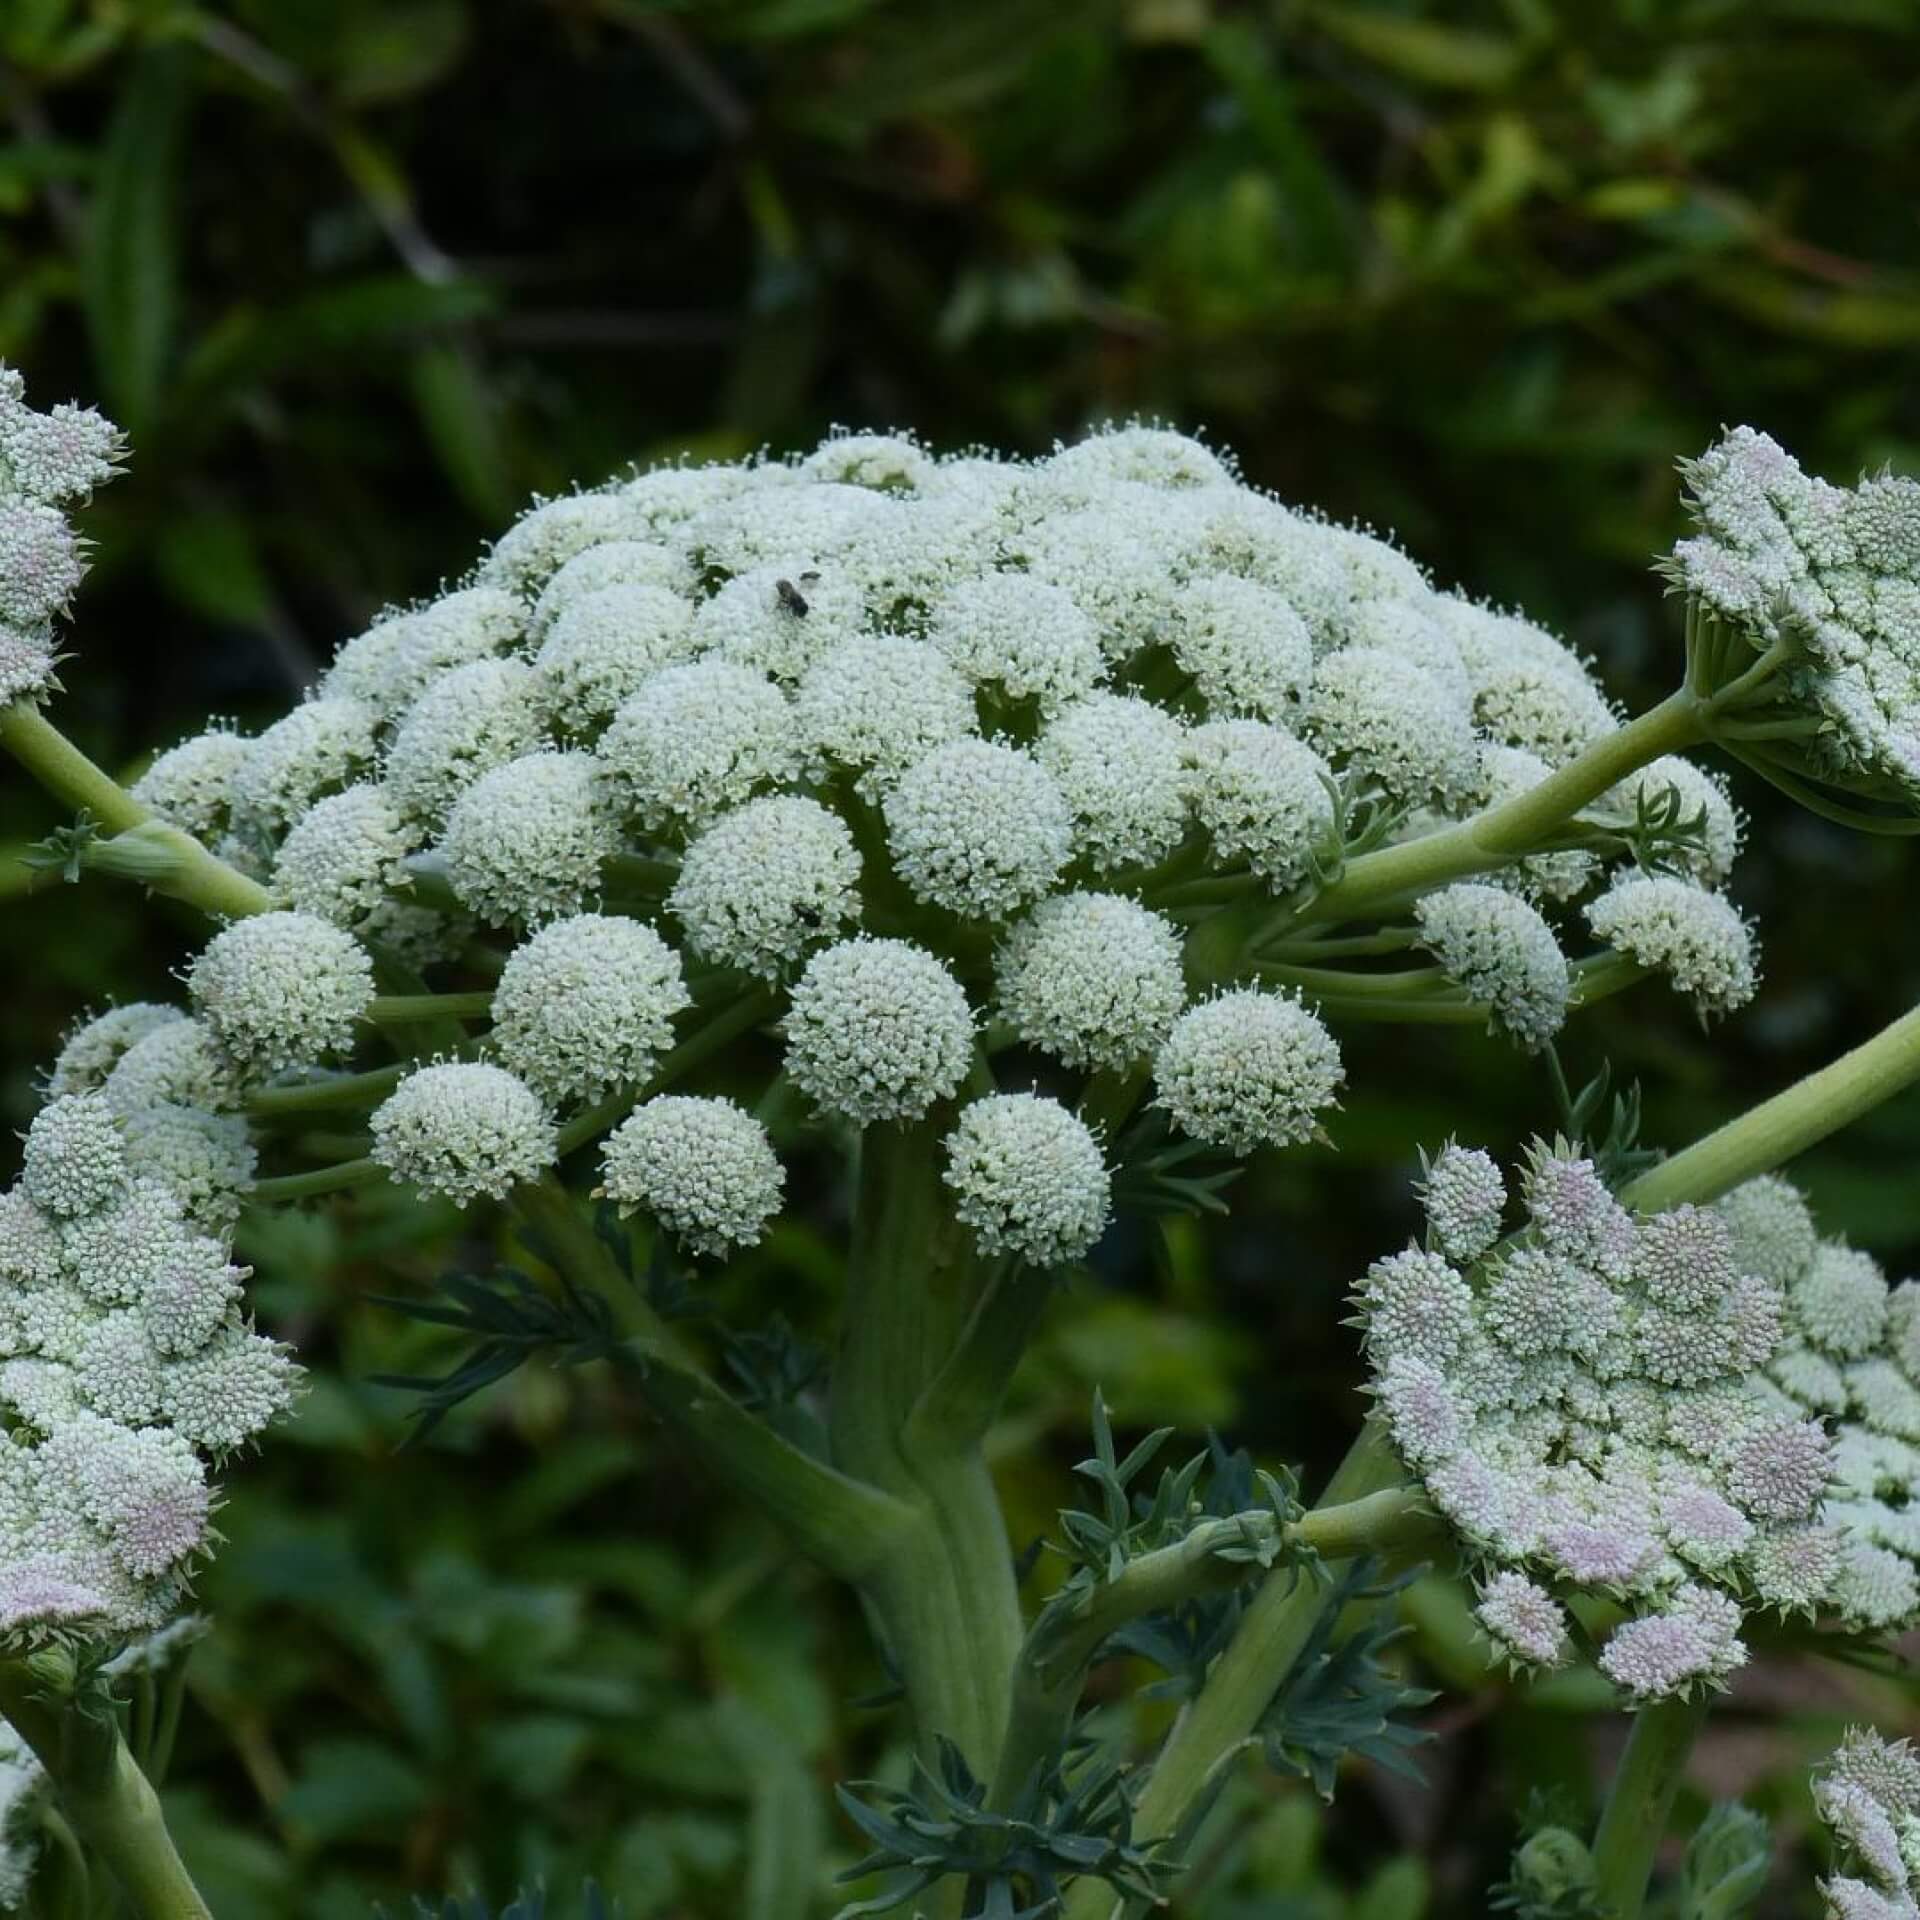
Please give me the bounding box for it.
[1732,1175,1920,1632]
[0,1095,294,1642]
[1667,427,1920,799]
[0,365,124,707]
[1812,1728,1920,1920]
[1357,1141,1891,1703]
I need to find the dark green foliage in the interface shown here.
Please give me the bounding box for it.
[833,1736,1178,1918]
[369,1264,624,1438]
[1257,1561,1437,1802]
[375,1884,621,1920]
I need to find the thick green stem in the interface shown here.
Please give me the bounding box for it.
[363,990,494,1025]
[512,1180,913,1583]
[832,1124,1026,1788]
[249,1155,384,1202]
[247,1061,417,1117]
[0,1667,212,1920]
[0,701,273,920]
[1622,999,1920,1211]
[1589,1694,1710,1920]
[1290,690,1707,930]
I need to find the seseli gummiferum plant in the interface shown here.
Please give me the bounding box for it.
[5,364,1920,1917]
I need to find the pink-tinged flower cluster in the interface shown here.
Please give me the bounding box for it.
[1353,1140,1912,1701]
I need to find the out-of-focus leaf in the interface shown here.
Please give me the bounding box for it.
[329,0,470,106]
[1200,21,1351,273]
[179,276,496,408]
[280,1739,432,1843]
[153,510,275,625]
[410,340,515,525]
[84,44,191,427]
[1308,4,1526,89]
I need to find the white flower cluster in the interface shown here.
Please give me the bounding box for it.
[1358,1142,1904,1704]
[1813,1728,1920,1920]
[91,423,1769,1270]
[1667,426,1920,796]
[0,366,124,707]
[0,1094,295,1642]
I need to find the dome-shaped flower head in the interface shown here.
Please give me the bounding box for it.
[1630,1204,1738,1314]
[1373,1355,1466,1469]
[992,893,1186,1071]
[882,738,1072,921]
[1746,1525,1841,1617]
[1520,1146,1635,1278]
[1724,1415,1832,1523]
[1016,501,1185,657]
[229,696,378,842]
[1356,1247,1475,1368]
[1417,1143,1506,1263]
[22,1094,126,1218]
[801,430,937,492]
[1586,875,1759,1017]
[0,502,82,627]
[1598,1594,1745,1702]
[370,1062,557,1207]
[490,913,691,1106]
[534,583,698,739]
[784,937,974,1126]
[1307,648,1480,807]
[131,728,251,845]
[272,784,419,927]
[324,587,525,720]
[669,795,861,978]
[929,572,1104,714]
[159,1324,300,1456]
[528,539,690,637]
[383,659,545,828]
[1036,694,1189,873]
[695,561,863,684]
[46,1004,185,1101]
[1827,1729,1920,1819]
[793,632,977,797]
[1341,596,1470,701]
[599,658,795,831]
[0,376,124,505]
[1041,424,1233,496]
[1185,720,1336,889]
[440,751,615,925]
[1154,990,1343,1154]
[1475,1571,1569,1670]
[942,1092,1110,1267]
[1413,883,1570,1052]
[1165,574,1314,722]
[1833,1541,1920,1633]
[599,1096,784,1258]
[1716,1174,1819,1290]
[120,1104,255,1233]
[479,490,635,596]
[1794,1244,1890,1360]
[101,1018,234,1118]
[187,911,374,1077]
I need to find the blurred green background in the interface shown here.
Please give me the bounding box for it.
[6,0,1920,1913]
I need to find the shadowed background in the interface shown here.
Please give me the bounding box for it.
[4,2,1920,1913]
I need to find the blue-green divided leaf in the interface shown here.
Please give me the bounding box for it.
[84,44,192,429]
